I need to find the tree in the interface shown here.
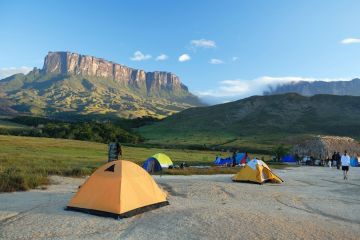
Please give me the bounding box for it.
[272,144,288,162]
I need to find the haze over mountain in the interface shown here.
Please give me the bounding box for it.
[0,51,202,118]
[264,78,360,96]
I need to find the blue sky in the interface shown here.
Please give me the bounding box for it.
[0,0,359,103]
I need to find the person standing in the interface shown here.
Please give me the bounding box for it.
[108,141,122,162]
[116,142,122,159]
[341,151,350,180]
[149,158,155,173]
[330,152,336,168]
[232,151,237,167]
[336,152,341,169]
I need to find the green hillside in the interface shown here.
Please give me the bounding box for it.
[0,72,200,118]
[138,93,360,151]
[0,52,203,119]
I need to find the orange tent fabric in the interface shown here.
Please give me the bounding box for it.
[66,160,168,218]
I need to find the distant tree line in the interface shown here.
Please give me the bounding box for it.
[1,116,151,144]
[9,115,161,129]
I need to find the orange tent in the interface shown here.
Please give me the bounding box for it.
[66,160,169,218]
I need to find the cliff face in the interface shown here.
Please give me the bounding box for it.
[43,51,187,93]
[264,79,360,96]
[0,51,202,118]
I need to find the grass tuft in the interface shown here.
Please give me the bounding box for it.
[0,167,49,192]
[64,167,93,177]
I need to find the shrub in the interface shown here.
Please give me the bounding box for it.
[0,167,48,192]
[272,144,288,162]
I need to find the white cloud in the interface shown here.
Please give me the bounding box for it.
[209,58,224,64]
[130,51,152,61]
[178,54,191,62]
[341,38,360,44]
[155,54,168,61]
[195,76,352,104]
[190,39,216,48]
[232,57,238,61]
[0,66,32,79]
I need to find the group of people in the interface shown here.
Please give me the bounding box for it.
[329,150,351,180]
[329,152,342,169]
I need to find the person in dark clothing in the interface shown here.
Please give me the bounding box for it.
[232,151,237,167]
[116,142,122,159]
[108,141,122,162]
[295,154,300,165]
[331,151,337,168]
[336,152,341,169]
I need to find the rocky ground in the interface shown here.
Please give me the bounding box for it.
[0,166,359,240]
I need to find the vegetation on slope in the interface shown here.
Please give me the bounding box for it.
[138,94,360,151]
[0,116,145,144]
[0,69,202,118]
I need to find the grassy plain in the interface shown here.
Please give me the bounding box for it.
[0,135,277,192]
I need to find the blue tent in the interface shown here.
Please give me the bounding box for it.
[214,157,232,165]
[350,157,359,167]
[214,153,250,165]
[143,157,162,172]
[235,153,251,164]
[281,155,297,163]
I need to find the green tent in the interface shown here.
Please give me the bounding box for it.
[150,153,173,168]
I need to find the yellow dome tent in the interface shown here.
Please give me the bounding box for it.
[232,159,283,184]
[66,160,169,218]
[151,153,173,168]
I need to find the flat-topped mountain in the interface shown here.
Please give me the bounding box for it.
[264,78,360,96]
[42,52,188,94]
[0,51,202,118]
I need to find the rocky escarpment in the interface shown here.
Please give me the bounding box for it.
[43,51,188,94]
[264,78,360,96]
[0,51,202,118]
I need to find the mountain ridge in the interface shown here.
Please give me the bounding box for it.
[264,78,360,96]
[139,93,360,149]
[0,51,203,118]
[41,51,189,94]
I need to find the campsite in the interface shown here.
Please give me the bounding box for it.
[1,135,360,239]
[1,166,360,239]
[1,1,360,240]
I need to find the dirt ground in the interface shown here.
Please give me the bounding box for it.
[0,166,359,240]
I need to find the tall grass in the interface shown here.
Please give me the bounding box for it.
[0,167,49,192]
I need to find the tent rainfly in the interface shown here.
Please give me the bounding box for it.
[232,159,283,184]
[66,160,169,218]
[142,153,173,173]
[292,135,360,160]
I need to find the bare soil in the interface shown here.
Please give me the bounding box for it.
[0,166,359,240]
